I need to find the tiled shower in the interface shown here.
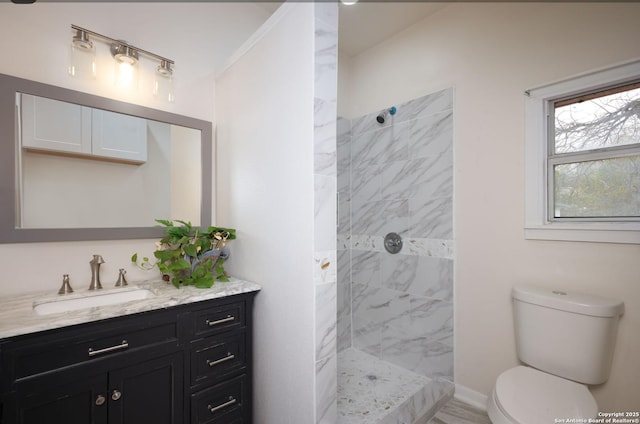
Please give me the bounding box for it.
[336,89,456,423]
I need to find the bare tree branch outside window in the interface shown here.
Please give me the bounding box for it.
[552,84,640,218]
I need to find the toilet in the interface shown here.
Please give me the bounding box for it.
[487,285,624,424]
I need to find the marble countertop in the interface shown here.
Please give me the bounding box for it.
[0,278,261,339]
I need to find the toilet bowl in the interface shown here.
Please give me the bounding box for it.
[487,286,624,424]
[487,366,597,424]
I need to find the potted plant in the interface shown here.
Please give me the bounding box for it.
[132,219,236,288]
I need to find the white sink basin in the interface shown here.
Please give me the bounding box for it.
[33,288,155,316]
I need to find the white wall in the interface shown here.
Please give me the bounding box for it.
[337,50,352,119]
[170,125,201,224]
[342,3,640,410]
[21,120,173,229]
[0,3,270,296]
[215,4,317,423]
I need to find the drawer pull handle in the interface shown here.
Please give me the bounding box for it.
[208,397,237,414]
[206,315,235,327]
[207,353,235,367]
[88,340,129,357]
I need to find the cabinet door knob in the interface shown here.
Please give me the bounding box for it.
[111,390,122,401]
[95,394,106,406]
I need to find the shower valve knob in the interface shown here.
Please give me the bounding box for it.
[384,232,403,254]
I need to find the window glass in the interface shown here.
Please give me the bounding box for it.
[550,81,640,221]
[554,83,640,154]
[554,155,640,218]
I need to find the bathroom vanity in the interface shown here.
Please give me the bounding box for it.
[0,279,259,424]
[0,72,255,423]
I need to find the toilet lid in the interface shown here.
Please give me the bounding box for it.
[495,366,598,424]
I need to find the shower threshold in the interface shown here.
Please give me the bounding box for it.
[337,348,453,424]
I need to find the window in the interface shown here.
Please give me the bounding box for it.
[525,60,640,244]
[551,82,640,220]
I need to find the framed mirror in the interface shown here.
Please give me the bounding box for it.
[0,73,212,243]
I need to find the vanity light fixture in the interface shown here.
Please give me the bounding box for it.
[69,24,175,101]
[68,27,96,80]
[153,59,175,103]
[110,42,139,65]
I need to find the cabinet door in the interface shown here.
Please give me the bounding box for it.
[12,373,108,424]
[108,352,183,424]
[91,109,147,163]
[20,93,92,154]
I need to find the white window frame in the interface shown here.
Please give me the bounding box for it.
[525,59,640,244]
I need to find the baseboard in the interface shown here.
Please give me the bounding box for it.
[454,384,489,411]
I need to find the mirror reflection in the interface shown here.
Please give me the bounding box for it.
[18,93,201,229]
[0,73,212,243]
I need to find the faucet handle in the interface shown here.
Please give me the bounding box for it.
[115,269,128,287]
[58,274,74,295]
[92,254,105,264]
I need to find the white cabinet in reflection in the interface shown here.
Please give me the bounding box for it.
[91,109,147,162]
[20,94,91,154]
[20,93,147,164]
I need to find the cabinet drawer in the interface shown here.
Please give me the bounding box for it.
[191,375,248,424]
[191,333,246,387]
[190,300,245,339]
[3,312,178,385]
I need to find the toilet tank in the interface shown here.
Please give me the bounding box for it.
[512,286,624,385]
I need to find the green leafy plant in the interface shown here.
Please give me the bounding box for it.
[132,219,236,288]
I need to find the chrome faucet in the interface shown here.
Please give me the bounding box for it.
[89,254,105,290]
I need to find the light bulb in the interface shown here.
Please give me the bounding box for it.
[115,60,138,90]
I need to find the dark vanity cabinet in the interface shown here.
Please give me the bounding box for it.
[0,292,255,424]
[186,300,252,424]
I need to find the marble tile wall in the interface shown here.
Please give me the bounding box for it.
[337,116,352,353]
[313,3,338,424]
[337,88,455,382]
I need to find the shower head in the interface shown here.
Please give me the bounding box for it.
[376,106,397,124]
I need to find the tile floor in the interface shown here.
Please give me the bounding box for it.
[428,398,491,424]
